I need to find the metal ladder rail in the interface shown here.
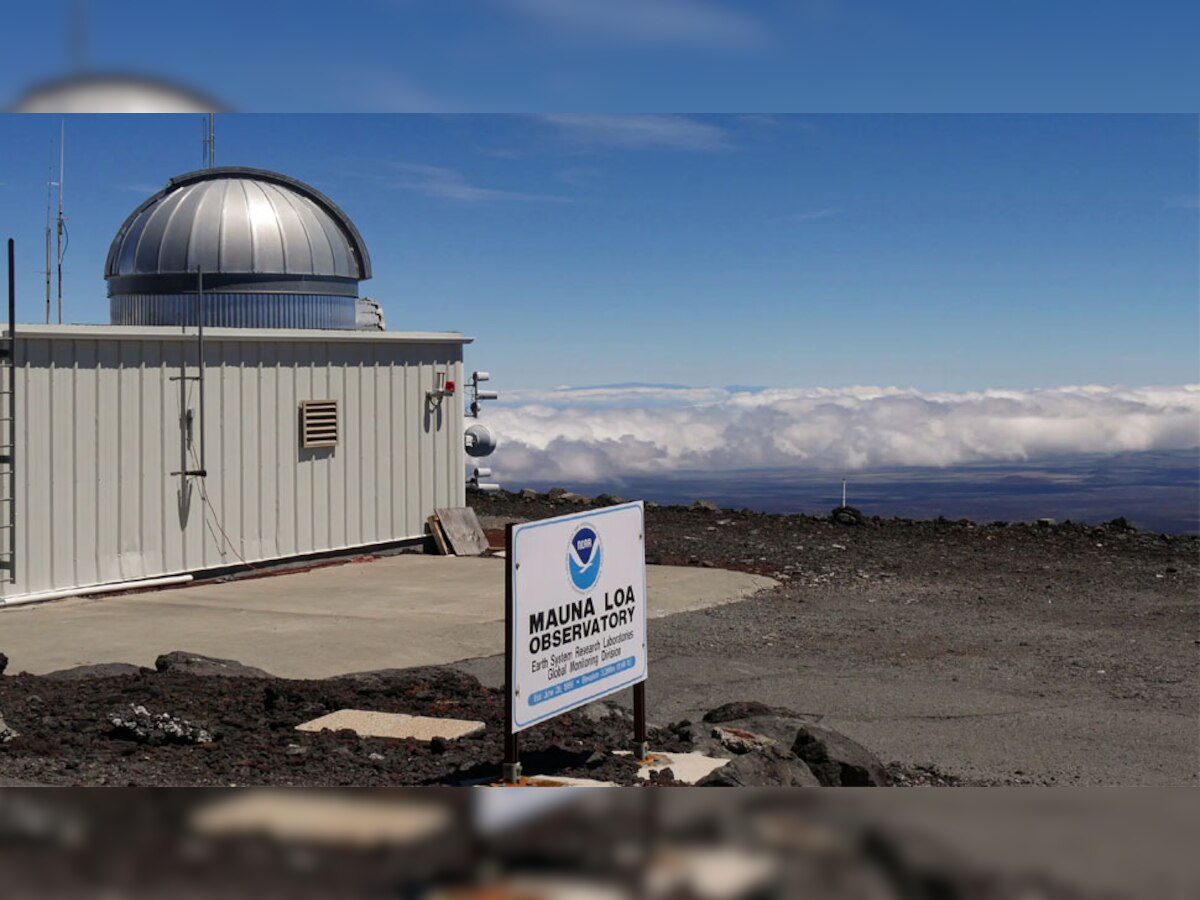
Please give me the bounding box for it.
[0,239,16,582]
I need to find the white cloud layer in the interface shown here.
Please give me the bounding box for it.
[483,384,1200,483]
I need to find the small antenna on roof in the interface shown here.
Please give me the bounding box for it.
[842,477,847,508]
[56,118,66,324]
[202,113,215,168]
[44,149,53,324]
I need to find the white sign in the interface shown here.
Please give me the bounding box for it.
[509,502,647,732]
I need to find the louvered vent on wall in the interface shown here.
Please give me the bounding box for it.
[300,400,339,448]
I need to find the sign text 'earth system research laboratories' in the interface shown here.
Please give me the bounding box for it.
[508,502,648,732]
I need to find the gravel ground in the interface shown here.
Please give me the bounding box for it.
[0,489,1194,786]
[0,662,683,786]
[468,490,1199,785]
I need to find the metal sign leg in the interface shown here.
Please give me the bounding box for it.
[633,682,649,761]
[503,522,522,784]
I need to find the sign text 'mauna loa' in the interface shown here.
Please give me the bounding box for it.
[509,502,647,732]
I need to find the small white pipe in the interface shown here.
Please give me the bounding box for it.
[0,573,194,609]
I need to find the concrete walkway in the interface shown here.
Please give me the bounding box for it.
[0,556,775,679]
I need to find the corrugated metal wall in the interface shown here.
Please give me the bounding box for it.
[4,329,466,599]
[110,293,359,329]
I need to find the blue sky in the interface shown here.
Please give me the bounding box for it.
[2,2,1198,112]
[0,114,1196,392]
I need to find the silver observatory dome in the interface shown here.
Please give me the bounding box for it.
[106,167,372,329]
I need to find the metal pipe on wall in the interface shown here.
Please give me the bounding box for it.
[0,574,194,609]
[195,268,206,476]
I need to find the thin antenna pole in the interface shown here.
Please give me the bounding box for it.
[56,119,64,325]
[203,113,215,169]
[44,160,52,325]
[196,268,206,476]
[842,478,847,508]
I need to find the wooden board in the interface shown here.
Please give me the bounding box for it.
[426,515,449,555]
[434,507,490,556]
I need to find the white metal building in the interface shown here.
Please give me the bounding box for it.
[0,166,474,603]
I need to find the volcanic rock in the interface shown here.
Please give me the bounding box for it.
[831,505,867,526]
[696,745,820,786]
[106,704,214,745]
[44,663,147,680]
[692,499,719,512]
[792,724,890,786]
[703,701,800,723]
[0,713,18,743]
[154,652,271,678]
[0,653,7,675]
[712,725,778,754]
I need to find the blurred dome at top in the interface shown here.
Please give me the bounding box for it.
[9,73,224,112]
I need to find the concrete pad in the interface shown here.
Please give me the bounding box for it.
[296,710,484,741]
[616,750,730,784]
[190,791,452,846]
[429,877,629,900]
[0,555,774,678]
[520,776,617,788]
[647,846,777,900]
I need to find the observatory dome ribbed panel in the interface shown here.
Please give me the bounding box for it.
[105,167,372,329]
[106,168,369,281]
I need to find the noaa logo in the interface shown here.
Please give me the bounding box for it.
[567,525,602,592]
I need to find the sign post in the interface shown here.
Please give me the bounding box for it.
[503,522,521,784]
[503,502,649,783]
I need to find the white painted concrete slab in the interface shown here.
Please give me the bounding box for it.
[616,750,730,784]
[190,791,452,846]
[646,846,778,900]
[520,776,618,788]
[0,554,775,678]
[296,710,485,741]
[429,877,629,900]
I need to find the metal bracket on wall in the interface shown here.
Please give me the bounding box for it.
[426,371,456,409]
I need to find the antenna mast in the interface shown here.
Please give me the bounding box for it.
[203,113,215,168]
[56,118,65,325]
[44,157,53,324]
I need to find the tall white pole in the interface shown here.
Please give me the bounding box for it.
[56,118,65,325]
[44,162,52,325]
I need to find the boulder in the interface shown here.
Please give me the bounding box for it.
[831,505,866,526]
[792,724,890,786]
[518,488,540,500]
[336,665,485,697]
[0,713,18,743]
[154,651,272,678]
[704,713,817,750]
[0,652,7,675]
[43,663,147,680]
[696,745,820,787]
[712,725,778,754]
[106,704,214,745]
[547,487,569,499]
[703,701,800,723]
[579,699,634,726]
[558,492,589,504]
[692,499,719,512]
